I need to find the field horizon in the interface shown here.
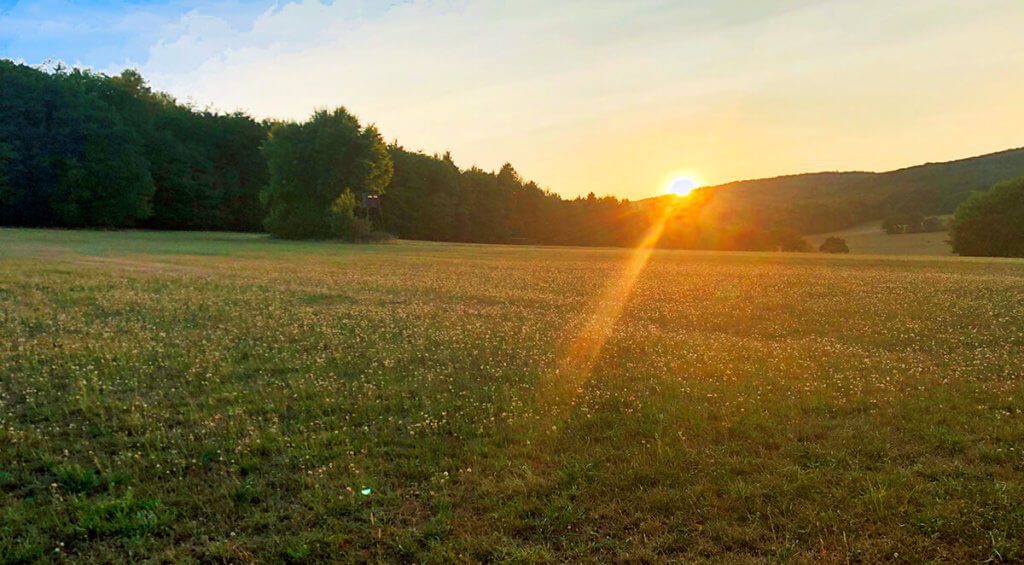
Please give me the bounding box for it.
[2,229,1022,562]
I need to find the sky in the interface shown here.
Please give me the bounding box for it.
[2,0,1023,200]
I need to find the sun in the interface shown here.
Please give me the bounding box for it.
[665,175,701,197]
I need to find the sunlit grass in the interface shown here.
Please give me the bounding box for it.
[0,228,1022,562]
[548,199,679,412]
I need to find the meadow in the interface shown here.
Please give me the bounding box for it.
[808,220,953,256]
[1,229,1022,562]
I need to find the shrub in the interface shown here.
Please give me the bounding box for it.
[819,237,850,253]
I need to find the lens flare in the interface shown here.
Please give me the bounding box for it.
[542,197,681,412]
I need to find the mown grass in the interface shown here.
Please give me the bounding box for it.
[1,228,1022,562]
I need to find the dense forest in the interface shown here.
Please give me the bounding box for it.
[2,60,1023,251]
[0,61,268,231]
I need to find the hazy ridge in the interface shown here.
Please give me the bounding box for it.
[647,147,1024,235]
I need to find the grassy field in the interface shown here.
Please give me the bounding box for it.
[807,220,953,256]
[1,229,1022,562]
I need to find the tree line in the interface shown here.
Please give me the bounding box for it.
[0,61,651,246]
[0,61,268,231]
[1,60,1021,256]
[881,213,946,235]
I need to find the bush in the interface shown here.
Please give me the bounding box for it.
[819,237,850,253]
[950,177,1024,257]
[921,216,947,232]
[882,213,947,234]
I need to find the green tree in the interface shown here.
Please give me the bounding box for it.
[261,108,392,239]
[0,62,266,230]
[384,147,469,241]
[0,143,14,207]
[950,177,1024,257]
[50,127,153,227]
[0,60,82,225]
[819,237,850,253]
[107,71,269,231]
[49,69,154,227]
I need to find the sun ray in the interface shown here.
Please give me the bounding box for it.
[542,197,681,412]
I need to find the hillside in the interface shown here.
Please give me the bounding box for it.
[806,219,953,256]
[683,147,1024,234]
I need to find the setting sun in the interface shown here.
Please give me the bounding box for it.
[665,175,701,196]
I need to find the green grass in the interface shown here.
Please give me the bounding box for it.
[808,219,953,256]
[1,228,1022,562]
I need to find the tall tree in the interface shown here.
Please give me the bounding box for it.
[261,108,392,239]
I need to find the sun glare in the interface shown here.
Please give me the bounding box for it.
[544,196,682,417]
[666,176,700,196]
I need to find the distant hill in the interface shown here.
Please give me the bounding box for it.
[649,147,1024,235]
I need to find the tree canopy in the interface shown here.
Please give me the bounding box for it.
[0,61,268,230]
[261,108,392,239]
[819,237,850,254]
[949,177,1024,257]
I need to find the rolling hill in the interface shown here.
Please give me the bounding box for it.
[658,147,1024,235]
